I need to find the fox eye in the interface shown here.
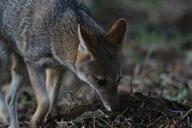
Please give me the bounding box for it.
[95,77,106,86]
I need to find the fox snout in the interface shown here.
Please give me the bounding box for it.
[96,87,119,111]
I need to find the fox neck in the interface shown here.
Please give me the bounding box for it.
[49,9,105,71]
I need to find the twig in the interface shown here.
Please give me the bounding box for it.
[112,107,129,126]
[121,122,126,128]
[180,108,192,121]
[95,114,113,128]
[93,116,96,128]
[130,77,134,95]
[173,108,192,127]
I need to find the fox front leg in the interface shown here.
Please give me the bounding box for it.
[26,64,49,128]
[0,90,10,125]
[45,68,64,119]
[0,40,10,126]
[6,53,27,128]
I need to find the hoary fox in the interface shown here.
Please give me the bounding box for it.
[0,0,127,127]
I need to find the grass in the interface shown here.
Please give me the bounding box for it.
[133,48,154,80]
[63,85,83,102]
[134,32,166,48]
[122,23,192,103]
[21,97,36,105]
[158,74,191,103]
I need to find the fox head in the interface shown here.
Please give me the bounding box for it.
[75,18,127,111]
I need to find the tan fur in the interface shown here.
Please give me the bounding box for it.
[106,18,128,50]
[45,68,64,119]
[26,64,49,128]
[0,91,10,125]
[51,25,79,69]
[76,50,94,64]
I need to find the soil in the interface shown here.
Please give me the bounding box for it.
[12,92,192,128]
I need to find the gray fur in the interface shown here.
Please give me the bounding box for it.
[0,0,105,69]
[0,0,105,127]
[0,0,126,127]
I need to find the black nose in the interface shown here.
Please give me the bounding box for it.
[98,79,107,86]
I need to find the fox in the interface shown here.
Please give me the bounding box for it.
[0,0,127,128]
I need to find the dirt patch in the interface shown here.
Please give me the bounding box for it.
[12,92,191,128]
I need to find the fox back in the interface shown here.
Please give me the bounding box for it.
[0,0,127,111]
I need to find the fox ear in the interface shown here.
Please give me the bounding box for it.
[77,24,94,62]
[106,18,127,50]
